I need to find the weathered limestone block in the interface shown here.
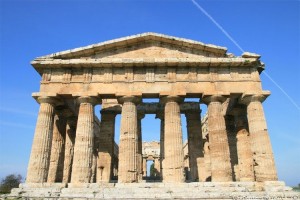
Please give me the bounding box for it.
[47,114,67,183]
[185,109,204,182]
[71,96,98,183]
[233,106,255,181]
[225,115,238,181]
[203,95,232,182]
[97,111,116,182]
[26,97,57,183]
[118,96,140,183]
[162,96,185,183]
[242,95,277,181]
[62,117,76,183]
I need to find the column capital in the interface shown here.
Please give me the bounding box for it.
[155,111,164,120]
[117,95,141,105]
[160,95,183,104]
[239,93,269,105]
[137,112,145,120]
[100,110,118,116]
[37,96,61,105]
[77,96,99,105]
[201,94,227,105]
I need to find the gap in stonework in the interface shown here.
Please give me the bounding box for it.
[141,114,160,142]
[146,160,154,177]
[114,115,121,145]
[95,105,101,120]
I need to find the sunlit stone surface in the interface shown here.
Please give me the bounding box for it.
[7,33,299,199]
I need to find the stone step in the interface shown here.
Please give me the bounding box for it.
[4,181,299,200]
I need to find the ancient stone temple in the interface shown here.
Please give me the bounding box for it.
[9,33,299,199]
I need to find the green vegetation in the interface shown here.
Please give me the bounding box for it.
[0,174,22,194]
[150,163,155,177]
[292,184,300,192]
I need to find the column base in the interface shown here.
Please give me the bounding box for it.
[4,181,299,199]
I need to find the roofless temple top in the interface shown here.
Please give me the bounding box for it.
[9,33,298,199]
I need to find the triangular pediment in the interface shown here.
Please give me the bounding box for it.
[36,32,228,60]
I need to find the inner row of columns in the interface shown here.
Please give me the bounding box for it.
[26,95,277,184]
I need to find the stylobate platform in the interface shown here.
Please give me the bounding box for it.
[5,181,300,199]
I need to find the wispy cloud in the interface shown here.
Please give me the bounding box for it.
[0,107,37,116]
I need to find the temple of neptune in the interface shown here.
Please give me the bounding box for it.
[8,33,299,199]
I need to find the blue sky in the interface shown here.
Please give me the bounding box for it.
[0,0,299,186]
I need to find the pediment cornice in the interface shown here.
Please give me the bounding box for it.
[35,32,228,60]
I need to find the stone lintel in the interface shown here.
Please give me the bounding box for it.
[159,91,186,98]
[101,102,200,115]
[32,57,259,74]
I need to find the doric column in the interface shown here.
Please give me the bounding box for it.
[154,158,161,177]
[137,112,145,182]
[26,96,58,183]
[161,96,185,183]
[47,113,67,183]
[185,108,204,182]
[143,158,147,177]
[225,114,238,181]
[118,96,140,183]
[201,115,212,181]
[203,139,212,181]
[97,110,116,182]
[71,96,98,183]
[202,95,232,182]
[62,116,76,183]
[155,112,164,178]
[232,106,255,181]
[241,94,277,181]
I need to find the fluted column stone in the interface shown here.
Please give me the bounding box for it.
[203,139,212,181]
[156,112,164,178]
[62,117,76,183]
[26,96,58,183]
[225,115,238,181]
[137,112,145,182]
[203,95,232,182]
[154,158,161,177]
[161,96,185,183]
[47,113,67,182]
[97,111,116,182]
[71,96,98,183]
[233,106,255,181]
[118,96,140,183]
[186,109,204,182]
[242,94,277,181]
[143,158,147,177]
